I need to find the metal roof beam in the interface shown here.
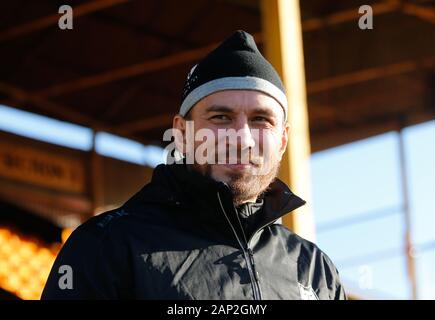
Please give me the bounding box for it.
[30,2,400,98]
[0,0,131,43]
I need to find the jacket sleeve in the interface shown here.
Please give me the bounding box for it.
[318,250,348,300]
[329,261,347,300]
[41,217,132,300]
[334,278,347,300]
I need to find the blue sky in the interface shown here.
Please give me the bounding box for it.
[1,104,433,299]
[311,121,435,299]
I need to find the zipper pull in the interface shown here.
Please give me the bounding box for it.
[248,248,260,282]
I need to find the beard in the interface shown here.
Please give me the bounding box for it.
[225,161,280,206]
[190,158,281,207]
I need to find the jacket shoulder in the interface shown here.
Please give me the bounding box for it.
[81,208,131,237]
[41,208,136,299]
[273,224,334,264]
[74,202,165,241]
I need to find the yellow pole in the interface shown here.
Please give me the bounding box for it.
[260,0,316,242]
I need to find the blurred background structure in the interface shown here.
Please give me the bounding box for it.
[0,0,434,299]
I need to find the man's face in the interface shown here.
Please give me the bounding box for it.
[173,90,289,206]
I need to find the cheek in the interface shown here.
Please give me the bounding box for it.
[192,126,219,148]
[258,130,282,155]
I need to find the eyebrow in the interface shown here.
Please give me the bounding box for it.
[251,107,276,118]
[204,105,235,114]
[205,105,277,118]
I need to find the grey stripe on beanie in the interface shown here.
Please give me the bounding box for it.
[179,76,288,120]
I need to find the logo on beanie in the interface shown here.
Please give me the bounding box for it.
[186,64,198,81]
[183,64,198,99]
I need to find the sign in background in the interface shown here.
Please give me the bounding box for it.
[0,142,85,194]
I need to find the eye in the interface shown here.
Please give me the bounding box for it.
[252,116,269,123]
[210,114,231,121]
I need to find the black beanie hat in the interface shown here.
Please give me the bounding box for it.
[180,30,288,120]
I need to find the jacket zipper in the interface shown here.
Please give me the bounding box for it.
[217,192,262,300]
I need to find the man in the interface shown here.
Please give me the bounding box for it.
[42,30,346,300]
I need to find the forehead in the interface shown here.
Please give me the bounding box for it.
[192,90,284,116]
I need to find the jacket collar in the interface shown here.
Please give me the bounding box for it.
[125,163,306,245]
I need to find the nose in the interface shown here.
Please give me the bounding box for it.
[232,118,256,151]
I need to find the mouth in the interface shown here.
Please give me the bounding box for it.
[222,163,253,170]
[220,159,261,170]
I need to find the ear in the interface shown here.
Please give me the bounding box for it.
[278,122,289,160]
[172,114,187,156]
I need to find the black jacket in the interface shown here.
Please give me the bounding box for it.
[42,163,346,300]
